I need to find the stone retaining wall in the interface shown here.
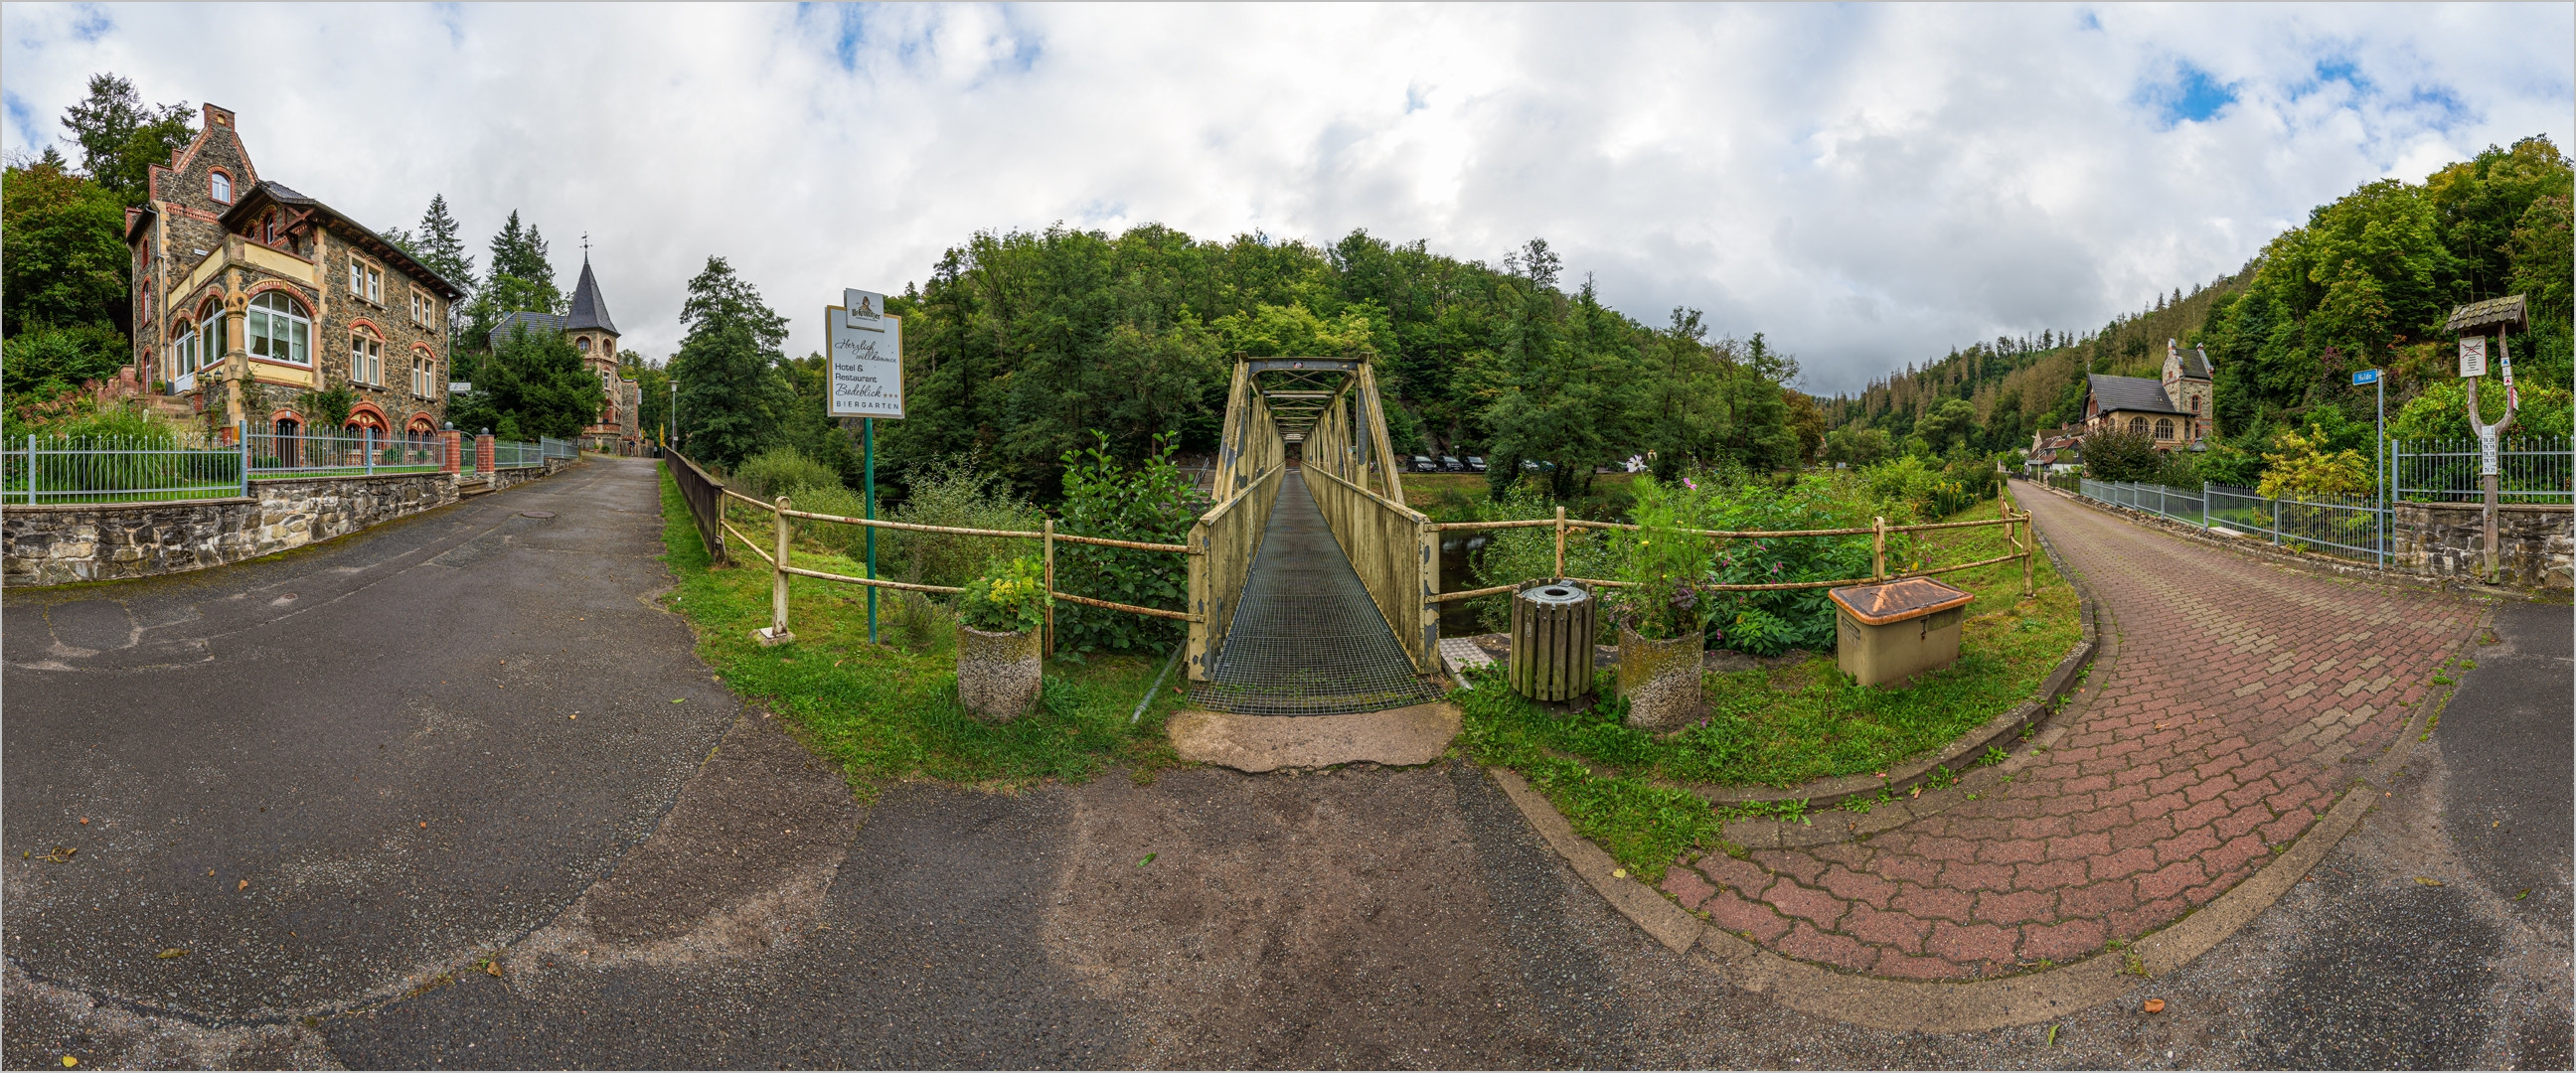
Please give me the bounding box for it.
[2393,500,2574,590]
[2,459,572,586]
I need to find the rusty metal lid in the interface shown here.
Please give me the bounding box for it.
[1829,578,1974,626]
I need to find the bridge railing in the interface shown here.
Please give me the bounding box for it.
[1187,463,1283,680]
[1186,357,1291,681]
[1301,361,1441,675]
[666,449,1200,652]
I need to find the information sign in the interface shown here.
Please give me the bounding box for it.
[829,289,903,418]
[2350,369,2378,385]
[2459,337,2488,378]
[2481,428,2499,476]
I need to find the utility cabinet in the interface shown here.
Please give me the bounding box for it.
[1830,578,1974,688]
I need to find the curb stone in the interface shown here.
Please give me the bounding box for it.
[1483,579,2483,1033]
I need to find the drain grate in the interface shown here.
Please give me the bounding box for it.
[1192,470,1446,716]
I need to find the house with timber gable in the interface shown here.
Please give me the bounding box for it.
[126,104,466,445]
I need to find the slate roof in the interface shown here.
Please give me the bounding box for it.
[2445,295,2527,334]
[2176,346,2211,380]
[565,259,618,335]
[2088,374,2180,414]
[222,182,466,299]
[488,311,568,352]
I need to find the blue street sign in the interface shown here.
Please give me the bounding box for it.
[2352,369,2380,384]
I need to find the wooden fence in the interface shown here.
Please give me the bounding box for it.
[664,449,1199,653]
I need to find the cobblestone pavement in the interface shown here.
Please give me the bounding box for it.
[1659,484,2484,980]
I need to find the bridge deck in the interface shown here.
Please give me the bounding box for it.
[1192,469,1446,716]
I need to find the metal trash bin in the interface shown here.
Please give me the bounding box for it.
[1830,578,1975,688]
[1510,581,1595,701]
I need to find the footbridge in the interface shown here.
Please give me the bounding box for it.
[1185,353,1447,714]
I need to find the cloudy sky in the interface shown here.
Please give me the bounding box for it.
[5,3,2569,393]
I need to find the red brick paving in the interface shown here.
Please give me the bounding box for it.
[1656,485,2479,979]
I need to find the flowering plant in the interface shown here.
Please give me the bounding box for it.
[1609,476,1712,641]
[956,555,1047,634]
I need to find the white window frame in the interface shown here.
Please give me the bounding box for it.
[245,291,311,367]
[210,171,232,204]
[351,331,383,385]
[349,256,383,304]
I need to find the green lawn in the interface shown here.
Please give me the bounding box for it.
[1452,492,2082,880]
[656,465,1187,795]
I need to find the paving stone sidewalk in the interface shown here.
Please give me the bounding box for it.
[1658,483,2484,980]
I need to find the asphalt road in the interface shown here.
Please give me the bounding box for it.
[5,463,2567,1069]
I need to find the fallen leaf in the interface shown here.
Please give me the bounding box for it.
[78,818,88,826]
[485,961,502,978]
[419,822,428,829]
[238,879,248,891]
[567,714,576,720]
[1611,867,1628,879]
[671,698,686,704]
[1136,852,1156,867]
[2143,997,2165,1013]
[156,948,188,959]
[63,1056,79,1067]
[2515,888,2532,900]
[39,846,78,863]
[2415,876,2444,886]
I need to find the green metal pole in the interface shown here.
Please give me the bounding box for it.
[865,416,878,644]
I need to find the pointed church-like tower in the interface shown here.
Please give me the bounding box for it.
[565,255,642,454]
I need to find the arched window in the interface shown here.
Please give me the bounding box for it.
[211,171,232,204]
[199,304,225,367]
[171,319,198,378]
[2127,416,2148,434]
[577,337,591,353]
[2155,418,2175,440]
[2190,395,2201,414]
[246,292,311,366]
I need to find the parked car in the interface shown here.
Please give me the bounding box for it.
[1409,455,1438,472]
[1464,456,1487,473]
[1440,456,1464,472]
[1519,459,1556,472]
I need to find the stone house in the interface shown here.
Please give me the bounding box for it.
[485,258,644,454]
[125,104,466,445]
[2081,339,2214,450]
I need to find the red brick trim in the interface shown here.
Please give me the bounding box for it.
[349,318,387,338]
[242,280,315,311]
[208,166,236,206]
[347,402,390,429]
[267,408,305,426]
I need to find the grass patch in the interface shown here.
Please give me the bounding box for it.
[655,465,1186,795]
[1453,494,2081,878]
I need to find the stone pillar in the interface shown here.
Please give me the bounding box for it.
[439,429,463,473]
[222,271,249,432]
[475,432,497,477]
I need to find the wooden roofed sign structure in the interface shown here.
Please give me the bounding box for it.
[2449,294,2528,580]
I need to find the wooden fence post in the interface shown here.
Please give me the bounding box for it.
[1872,516,1887,581]
[755,495,794,646]
[1043,518,1056,658]
[1554,506,1567,580]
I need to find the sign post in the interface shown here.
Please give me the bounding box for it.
[830,289,904,642]
[2353,368,2384,566]
[2460,333,2516,580]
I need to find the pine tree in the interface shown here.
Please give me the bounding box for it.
[58,74,195,206]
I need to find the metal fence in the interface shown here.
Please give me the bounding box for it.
[541,436,577,461]
[245,428,444,477]
[4,435,246,504]
[487,438,543,470]
[2395,435,2573,504]
[2076,478,2388,563]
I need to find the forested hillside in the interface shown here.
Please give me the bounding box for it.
[874,229,1823,501]
[1822,136,2572,491]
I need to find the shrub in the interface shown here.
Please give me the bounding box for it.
[1698,472,1881,655]
[787,481,870,557]
[730,446,844,502]
[957,555,1047,634]
[1469,483,1618,633]
[889,451,1042,588]
[2259,424,2372,499]
[2391,379,2575,440]
[1053,432,1206,654]
[2077,426,2161,482]
[886,588,957,656]
[0,322,127,414]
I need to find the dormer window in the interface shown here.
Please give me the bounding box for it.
[211,171,232,204]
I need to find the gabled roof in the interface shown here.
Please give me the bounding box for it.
[489,311,568,352]
[223,181,467,299]
[565,259,618,335]
[2088,374,2180,415]
[2445,295,2527,334]
[2175,347,2210,380]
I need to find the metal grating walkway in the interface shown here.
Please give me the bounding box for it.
[1192,469,1447,716]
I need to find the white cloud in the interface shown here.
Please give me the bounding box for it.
[4,2,2568,393]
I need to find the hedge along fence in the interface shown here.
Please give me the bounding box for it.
[711,480,1201,655]
[1425,497,2036,607]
